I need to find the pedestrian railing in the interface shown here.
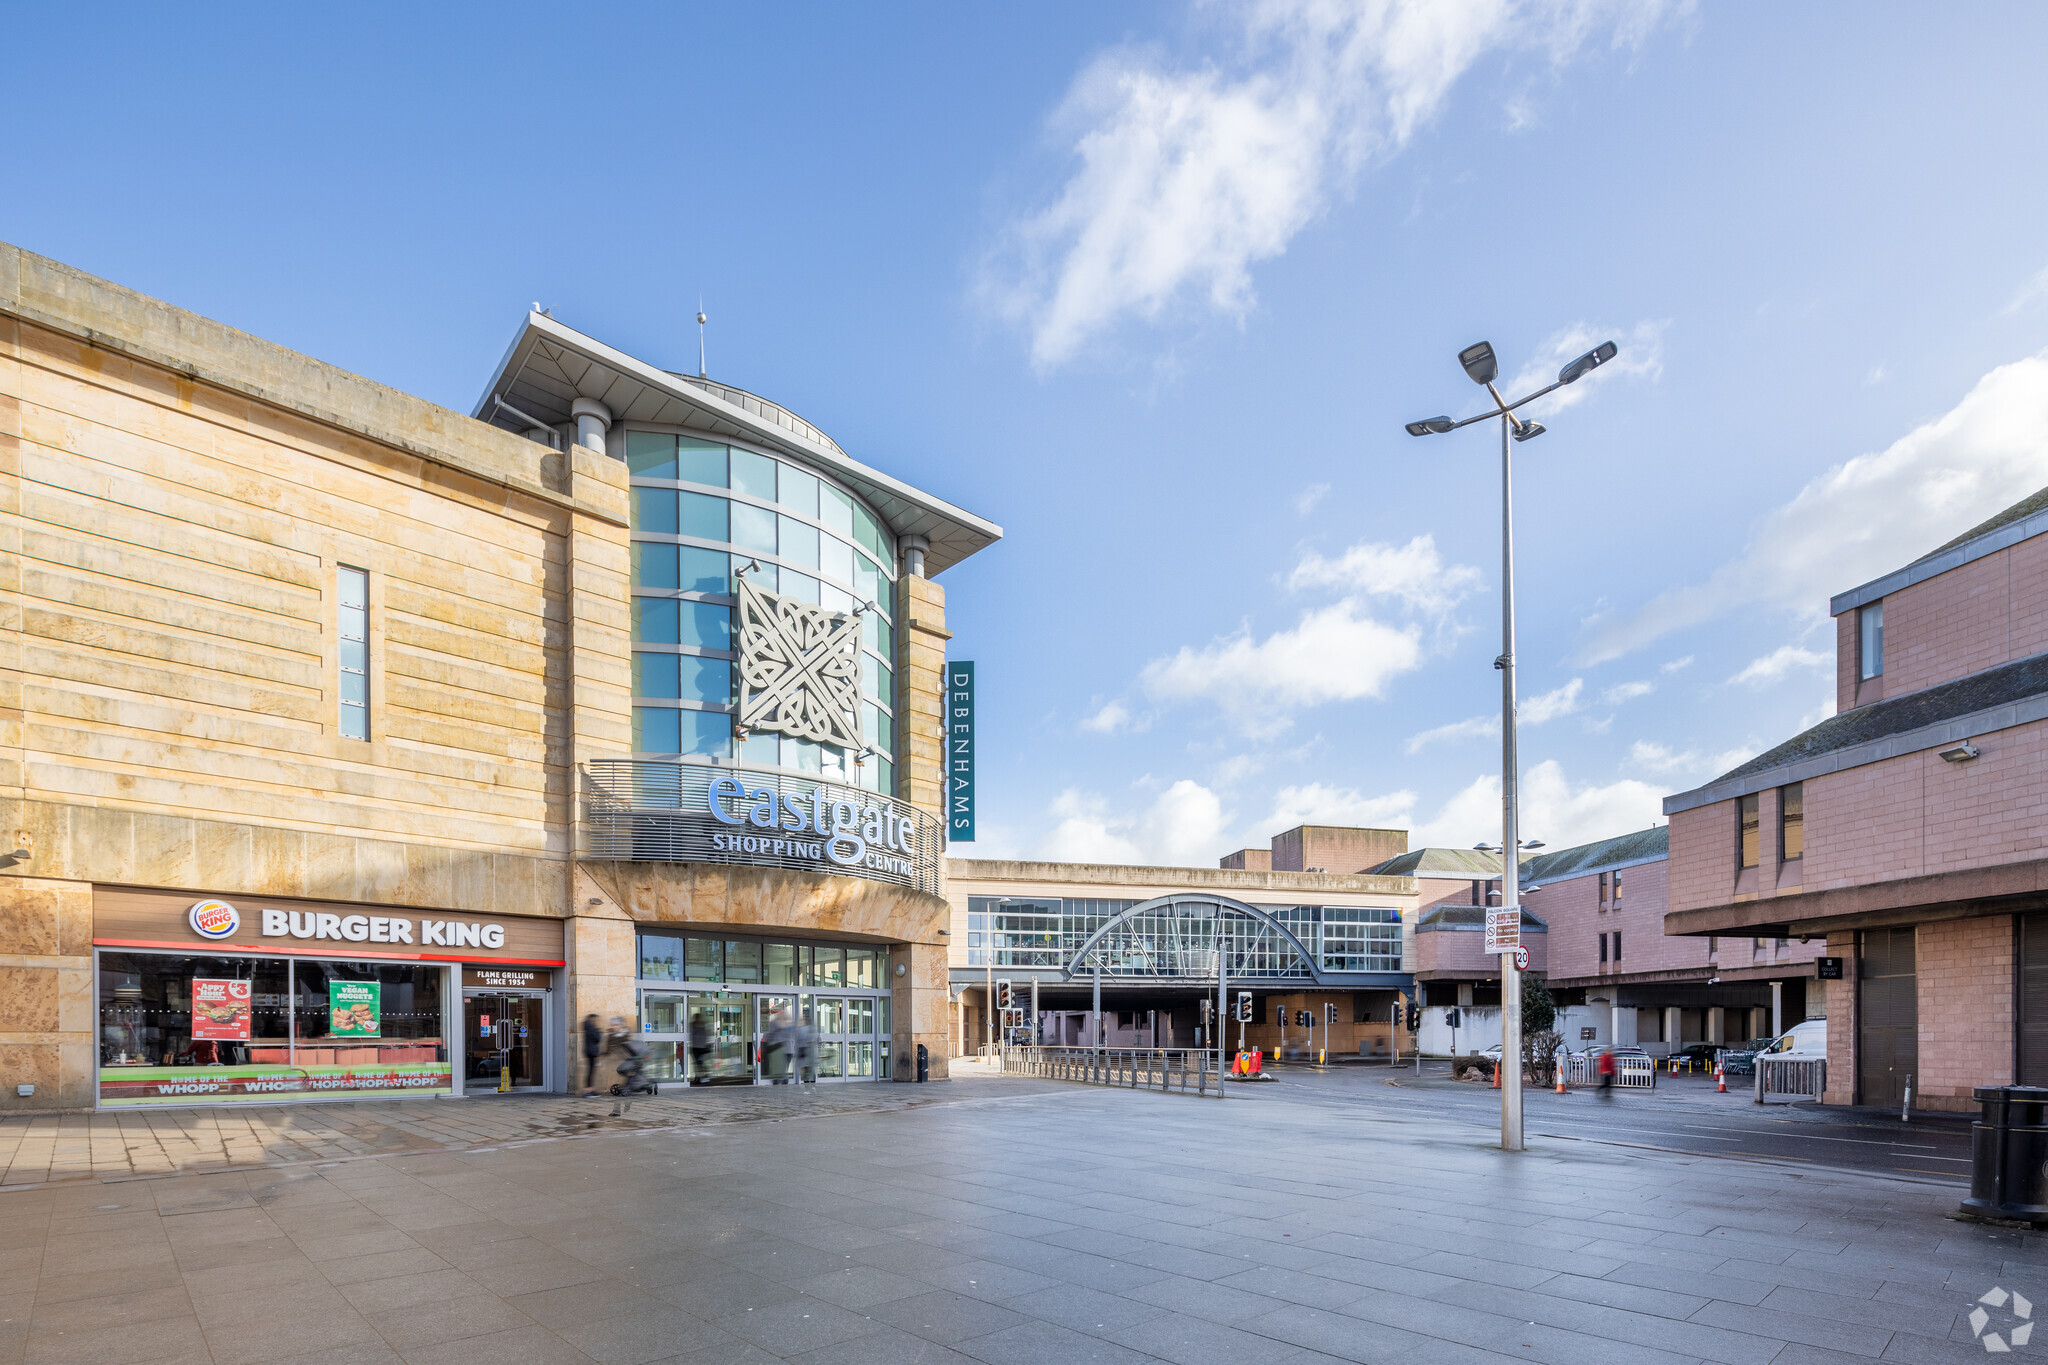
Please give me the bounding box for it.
[1559,1054,1657,1090]
[1757,1056,1825,1104]
[1001,1046,1221,1097]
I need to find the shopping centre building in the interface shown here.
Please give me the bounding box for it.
[0,241,996,1110]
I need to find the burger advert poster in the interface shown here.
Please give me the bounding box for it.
[328,981,381,1037]
[190,979,253,1041]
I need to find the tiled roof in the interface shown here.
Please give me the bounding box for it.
[1706,649,2048,787]
[1521,827,1667,885]
[1367,848,1506,877]
[1916,484,2048,563]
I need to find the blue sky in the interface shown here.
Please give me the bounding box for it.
[10,3,2048,864]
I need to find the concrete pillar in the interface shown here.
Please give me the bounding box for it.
[566,875,638,1095]
[892,938,950,1080]
[1708,1005,1726,1044]
[571,397,612,454]
[1770,981,1783,1038]
[899,574,949,819]
[1664,1006,1681,1048]
[1457,982,1475,1008]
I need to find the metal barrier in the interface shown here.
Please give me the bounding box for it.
[1560,1054,1657,1090]
[1002,1046,1220,1097]
[1757,1056,1825,1103]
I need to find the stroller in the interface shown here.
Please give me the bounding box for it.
[605,1022,656,1113]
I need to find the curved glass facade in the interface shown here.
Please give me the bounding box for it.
[626,431,897,794]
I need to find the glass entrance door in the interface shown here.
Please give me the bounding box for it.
[463,993,544,1091]
[689,991,753,1085]
[756,995,797,1083]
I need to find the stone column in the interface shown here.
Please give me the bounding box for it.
[891,936,950,1080]
[1707,1005,1726,1044]
[899,573,949,821]
[1663,1005,1682,1048]
[569,868,638,1094]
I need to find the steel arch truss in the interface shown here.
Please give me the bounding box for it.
[1063,893,1327,985]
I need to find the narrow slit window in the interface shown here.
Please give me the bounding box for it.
[1780,782,1804,861]
[1738,793,1760,868]
[1598,933,1608,964]
[1859,601,1884,680]
[1613,929,1622,961]
[339,567,369,740]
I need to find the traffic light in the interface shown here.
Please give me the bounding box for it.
[1446,1007,1461,1029]
[1237,991,1252,1022]
[1325,1002,1337,1025]
[995,979,1012,1010]
[1404,1002,1420,1031]
[1276,1004,1286,1026]
[1296,1010,1312,1028]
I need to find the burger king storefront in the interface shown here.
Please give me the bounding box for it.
[92,887,567,1108]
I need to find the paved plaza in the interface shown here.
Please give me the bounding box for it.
[0,1069,2033,1365]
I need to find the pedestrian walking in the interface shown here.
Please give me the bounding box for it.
[793,1011,817,1084]
[687,1008,712,1084]
[1597,1045,1616,1099]
[606,1016,651,1116]
[581,1012,603,1097]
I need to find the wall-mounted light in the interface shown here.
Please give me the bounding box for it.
[1939,742,1980,763]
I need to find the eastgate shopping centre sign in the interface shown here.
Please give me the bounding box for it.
[706,775,920,879]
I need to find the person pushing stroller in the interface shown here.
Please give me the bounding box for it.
[605,1016,655,1115]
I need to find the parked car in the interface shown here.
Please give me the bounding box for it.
[1674,1043,1721,1068]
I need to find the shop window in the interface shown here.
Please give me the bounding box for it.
[639,934,685,980]
[724,940,763,984]
[96,952,448,1106]
[338,566,369,740]
[686,938,724,982]
[1780,782,1804,861]
[1738,793,1761,868]
[765,943,799,986]
[808,945,846,987]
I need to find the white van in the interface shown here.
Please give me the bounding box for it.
[1759,1019,1827,1060]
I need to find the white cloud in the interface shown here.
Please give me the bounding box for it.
[986,0,1685,369]
[1660,655,1694,674]
[1294,482,1331,516]
[2002,264,2048,317]
[1080,700,1132,734]
[1402,677,1579,752]
[1494,320,1666,419]
[1625,739,1760,780]
[1287,534,1480,613]
[1864,365,1889,387]
[1405,714,1499,754]
[1601,680,1654,704]
[1413,760,1664,850]
[1258,781,1417,835]
[1034,780,1231,867]
[1727,645,1830,689]
[1581,350,2048,664]
[1137,534,1480,736]
[1520,677,1583,724]
[1140,599,1424,737]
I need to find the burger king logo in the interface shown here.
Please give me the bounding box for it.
[188,900,240,940]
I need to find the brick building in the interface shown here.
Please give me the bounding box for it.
[1521,828,1821,1054]
[1663,488,2048,1111]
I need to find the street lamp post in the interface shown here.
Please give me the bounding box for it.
[1406,337,1617,1152]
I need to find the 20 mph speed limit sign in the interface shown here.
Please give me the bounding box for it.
[1514,944,1530,971]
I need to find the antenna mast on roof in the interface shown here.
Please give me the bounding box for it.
[696,300,708,379]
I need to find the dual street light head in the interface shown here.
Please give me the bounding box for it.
[1404,338,1618,439]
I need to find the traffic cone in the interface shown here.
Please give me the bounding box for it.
[1555,1062,1567,1095]
[1492,1059,1501,1088]
[1715,1063,1727,1093]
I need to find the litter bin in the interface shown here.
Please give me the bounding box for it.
[915,1043,929,1083]
[1963,1085,2048,1224]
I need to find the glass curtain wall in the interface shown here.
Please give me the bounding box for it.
[966,898,1403,974]
[626,432,898,794]
[636,932,891,1084]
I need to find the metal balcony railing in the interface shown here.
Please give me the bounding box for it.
[581,759,942,896]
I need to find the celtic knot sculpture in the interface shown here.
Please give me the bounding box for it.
[736,575,863,749]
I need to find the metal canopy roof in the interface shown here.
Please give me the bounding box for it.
[471,312,1001,577]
